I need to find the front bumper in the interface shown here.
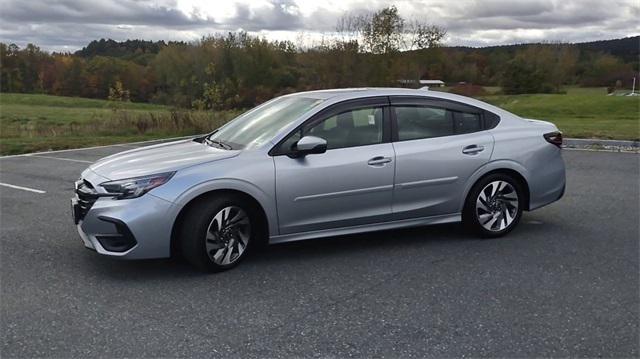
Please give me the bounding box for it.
[72,175,175,259]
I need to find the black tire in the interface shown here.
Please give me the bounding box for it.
[463,173,525,238]
[179,194,262,272]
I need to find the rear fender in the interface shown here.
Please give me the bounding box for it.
[458,160,531,212]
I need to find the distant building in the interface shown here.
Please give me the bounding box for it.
[397,79,445,88]
[420,80,445,87]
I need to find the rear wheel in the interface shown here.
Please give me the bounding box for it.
[179,195,259,272]
[463,173,524,238]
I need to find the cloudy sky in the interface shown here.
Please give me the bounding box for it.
[1,0,638,52]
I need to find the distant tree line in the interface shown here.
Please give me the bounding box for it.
[1,6,638,109]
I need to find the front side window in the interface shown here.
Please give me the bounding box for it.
[282,107,384,151]
[208,96,323,149]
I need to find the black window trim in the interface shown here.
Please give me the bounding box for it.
[388,95,500,142]
[269,96,392,156]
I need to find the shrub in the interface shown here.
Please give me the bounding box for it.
[449,84,487,97]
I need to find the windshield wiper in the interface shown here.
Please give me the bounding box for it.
[204,137,232,150]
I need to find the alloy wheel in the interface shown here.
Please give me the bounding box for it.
[475,180,519,232]
[205,206,251,265]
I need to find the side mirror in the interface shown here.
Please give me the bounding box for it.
[291,136,327,157]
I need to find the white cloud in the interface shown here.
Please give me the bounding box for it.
[0,0,638,51]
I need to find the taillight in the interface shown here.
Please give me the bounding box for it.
[544,131,563,148]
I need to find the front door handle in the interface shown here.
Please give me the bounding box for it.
[367,156,392,166]
[462,145,485,155]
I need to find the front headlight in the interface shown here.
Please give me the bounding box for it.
[99,172,175,199]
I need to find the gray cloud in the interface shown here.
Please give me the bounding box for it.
[227,0,303,31]
[0,0,638,51]
[0,0,211,26]
[462,0,554,18]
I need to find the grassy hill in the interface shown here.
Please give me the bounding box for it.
[447,36,640,63]
[0,93,239,155]
[1,93,170,125]
[0,89,638,155]
[482,87,639,140]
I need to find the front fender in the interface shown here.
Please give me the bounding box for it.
[149,150,278,238]
[167,178,278,237]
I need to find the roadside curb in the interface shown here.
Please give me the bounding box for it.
[563,138,639,153]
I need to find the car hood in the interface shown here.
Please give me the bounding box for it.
[89,139,240,180]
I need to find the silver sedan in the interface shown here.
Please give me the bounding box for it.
[71,88,566,272]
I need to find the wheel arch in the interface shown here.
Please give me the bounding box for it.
[170,188,272,257]
[461,162,531,212]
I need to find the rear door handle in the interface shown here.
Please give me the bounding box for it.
[462,145,485,155]
[367,156,392,166]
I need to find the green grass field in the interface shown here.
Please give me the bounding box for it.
[1,88,638,155]
[482,87,639,141]
[0,93,240,155]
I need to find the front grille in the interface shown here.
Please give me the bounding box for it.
[75,179,98,221]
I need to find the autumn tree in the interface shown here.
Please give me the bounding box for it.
[0,25,636,105]
[359,6,405,54]
[108,80,130,102]
[0,43,24,92]
[502,44,580,94]
[335,6,446,85]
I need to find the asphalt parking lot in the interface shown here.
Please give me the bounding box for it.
[1,143,638,358]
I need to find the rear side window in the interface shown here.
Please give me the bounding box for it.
[394,106,485,141]
[484,111,500,129]
[395,106,453,141]
[453,111,481,134]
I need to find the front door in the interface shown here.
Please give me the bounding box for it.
[273,102,395,234]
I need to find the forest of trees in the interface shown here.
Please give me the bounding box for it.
[1,6,638,110]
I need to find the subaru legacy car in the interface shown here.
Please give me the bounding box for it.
[72,88,565,272]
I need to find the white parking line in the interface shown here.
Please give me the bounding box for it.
[27,155,93,164]
[0,135,198,159]
[0,182,46,194]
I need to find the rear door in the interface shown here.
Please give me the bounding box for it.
[389,96,495,219]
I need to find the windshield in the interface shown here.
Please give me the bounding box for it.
[207,96,323,149]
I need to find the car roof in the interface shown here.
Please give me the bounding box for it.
[286,87,418,100]
[285,87,512,117]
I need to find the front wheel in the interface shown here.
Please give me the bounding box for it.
[179,195,258,272]
[463,174,524,238]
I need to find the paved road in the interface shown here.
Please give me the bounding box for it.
[1,145,638,358]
